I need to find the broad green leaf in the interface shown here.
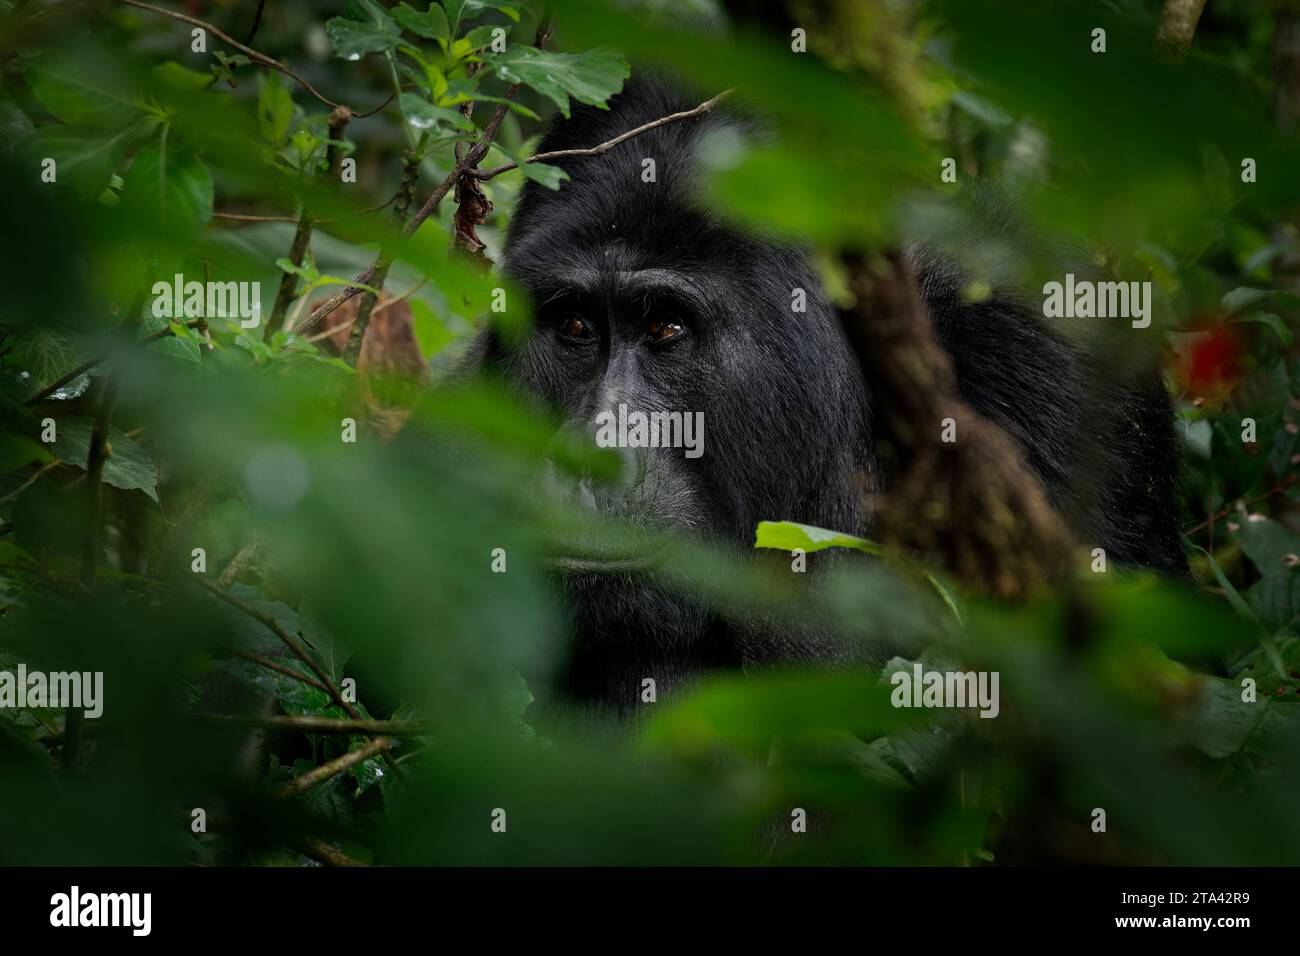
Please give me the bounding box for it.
[9,327,82,390]
[50,416,158,501]
[121,142,214,236]
[1221,286,1272,315]
[22,124,144,199]
[137,314,202,364]
[326,0,402,59]
[1188,678,1296,759]
[27,59,143,128]
[1236,515,1300,577]
[392,2,450,44]
[1246,573,1300,636]
[485,46,629,118]
[518,161,568,190]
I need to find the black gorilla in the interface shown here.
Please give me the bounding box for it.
[473,77,1184,710]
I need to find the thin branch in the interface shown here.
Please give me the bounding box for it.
[213,211,302,223]
[217,537,262,588]
[117,0,387,115]
[198,713,429,736]
[299,837,366,867]
[230,650,332,696]
[193,577,407,780]
[196,578,347,713]
[244,0,267,44]
[80,372,120,591]
[0,460,59,504]
[1156,0,1208,60]
[277,737,391,798]
[24,319,204,406]
[1184,475,1298,536]
[304,279,425,343]
[214,190,402,227]
[475,90,732,181]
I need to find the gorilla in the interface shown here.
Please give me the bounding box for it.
[470,76,1185,712]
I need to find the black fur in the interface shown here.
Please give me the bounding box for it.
[476,77,1184,711]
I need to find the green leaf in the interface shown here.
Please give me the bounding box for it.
[9,327,82,390]
[399,92,475,132]
[1197,545,1262,626]
[50,417,158,501]
[754,519,887,556]
[518,161,568,190]
[485,47,629,119]
[756,520,963,625]
[1236,516,1300,577]
[325,0,403,60]
[1188,678,1295,759]
[392,2,450,44]
[0,436,54,473]
[121,142,214,236]
[257,72,295,149]
[439,81,539,119]
[1246,573,1300,636]
[22,123,145,199]
[1221,286,1272,315]
[27,60,143,128]
[137,314,202,364]
[1235,311,1292,346]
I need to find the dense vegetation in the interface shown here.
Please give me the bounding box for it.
[1,0,1298,865]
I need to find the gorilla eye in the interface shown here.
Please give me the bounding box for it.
[647,319,685,344]
[558,315,594,341]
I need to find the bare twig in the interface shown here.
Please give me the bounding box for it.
[80,372,120,591]
[1156,0,1208,60]
[214,189,402,226]
[299,837,367,867]
[217,537,262,588]
[230,650,332,696]
[196,578,346,711]
[304,280,426,344]
[244,0,266,44]
[198,713,429,736]
[0,460,59,504]
[213,211,303,223]
[277,737,391,798]
[1184,475,1298,536]
[474,89,732,181]
[117,0,387,114]
[193,578,407,779]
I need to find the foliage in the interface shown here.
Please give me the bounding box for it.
[0,0,1298,866]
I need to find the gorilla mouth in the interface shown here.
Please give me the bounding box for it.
[544,532,672,575]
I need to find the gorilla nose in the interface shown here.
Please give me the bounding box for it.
[533,434,646,512]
